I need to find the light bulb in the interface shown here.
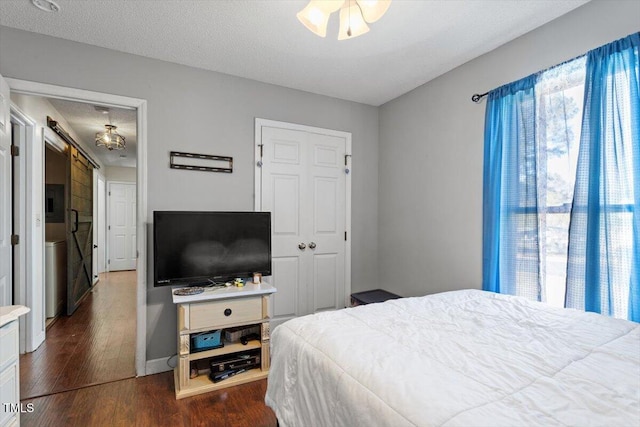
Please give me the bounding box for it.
[297,1,332,37]
[308,7,324,26]
[356,0,391,23]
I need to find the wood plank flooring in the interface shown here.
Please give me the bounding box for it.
[20,373,277,427]
[19,270,277,426]
[20,271,137,399]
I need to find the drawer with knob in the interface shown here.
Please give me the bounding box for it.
[186,296,263,330]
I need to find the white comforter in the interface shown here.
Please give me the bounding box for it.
[265,289,640,427]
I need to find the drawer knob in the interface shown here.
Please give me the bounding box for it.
[224,308,232,317]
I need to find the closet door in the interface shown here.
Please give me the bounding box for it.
[66,147,93,315]
[306,132,346,314]
[261,126,309,326]
[258,121,350,328]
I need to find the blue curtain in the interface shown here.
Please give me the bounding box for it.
[482,75,541,301]
[565,33,640,321]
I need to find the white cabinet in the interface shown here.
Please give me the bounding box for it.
[0,306,29,427]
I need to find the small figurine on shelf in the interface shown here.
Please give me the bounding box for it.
[234,278,244,287]
[190,362,199,379]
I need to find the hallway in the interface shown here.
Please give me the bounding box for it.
[20,271,137,399]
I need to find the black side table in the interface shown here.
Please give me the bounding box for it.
[350,289,401,306]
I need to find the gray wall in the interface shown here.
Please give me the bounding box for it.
[2,0,636,363]
[377,0,640,298]
[105,166,136,183]
[0,26,379,361]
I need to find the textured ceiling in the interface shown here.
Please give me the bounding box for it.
[0,0,589,106]
[47,98,137,168]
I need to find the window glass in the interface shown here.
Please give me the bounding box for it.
[535,57,586,307]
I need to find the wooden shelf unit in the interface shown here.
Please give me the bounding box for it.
[188,339,262,362]
[172,283,276,399]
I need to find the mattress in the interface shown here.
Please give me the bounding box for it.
[265,289,640,427]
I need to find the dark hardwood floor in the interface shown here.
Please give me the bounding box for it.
[20,373,277,427]
[19,270,277,426]
[20,271,137,399]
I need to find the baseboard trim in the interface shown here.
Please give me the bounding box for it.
[145,357,175,375]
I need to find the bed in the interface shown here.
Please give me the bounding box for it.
[265,289,640,426]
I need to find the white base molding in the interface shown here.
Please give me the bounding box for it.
[145,357,175,375]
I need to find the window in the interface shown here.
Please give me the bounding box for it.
[483,32,639,321]
[535,57,585,308]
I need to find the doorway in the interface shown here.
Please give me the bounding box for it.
[5,77,148,386]
[13,93,139,398]
[44,143,68,327]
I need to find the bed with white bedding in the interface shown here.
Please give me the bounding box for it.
[265,289,640,427]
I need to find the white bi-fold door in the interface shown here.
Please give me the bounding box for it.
[256,119,351,327]
[107,182,136,271]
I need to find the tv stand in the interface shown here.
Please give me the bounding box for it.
[171,282,276,399]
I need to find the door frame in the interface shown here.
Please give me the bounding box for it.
[97,175,107,274]
[92,168,99,285]
[6,78,148,377]
[254,118,352,308]
[9,104,40,353]
[106,181,137,272]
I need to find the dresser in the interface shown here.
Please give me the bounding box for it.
[0,305,30,427]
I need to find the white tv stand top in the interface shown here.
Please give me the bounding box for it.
[171,282,276,304]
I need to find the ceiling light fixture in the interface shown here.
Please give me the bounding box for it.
[297,0,391,40]
[96,124,126,151]
[31,0,60,13]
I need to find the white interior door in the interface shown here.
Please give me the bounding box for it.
[307,132,346,313]
[107,182,136,271]
[257,120,351,327]
[261,127,308,324]
[0,74,12,306]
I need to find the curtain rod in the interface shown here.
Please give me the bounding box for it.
[47,116,100,169]
[471,49,596,104]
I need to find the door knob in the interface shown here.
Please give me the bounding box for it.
[308,242,316,249]
[298,243,306,250]
[93,244,98,249]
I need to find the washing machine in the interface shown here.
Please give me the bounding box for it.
[45,240,67,318]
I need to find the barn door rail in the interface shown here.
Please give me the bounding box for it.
[47,116,100,169]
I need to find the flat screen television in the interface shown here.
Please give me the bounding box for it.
[153,211,271,286]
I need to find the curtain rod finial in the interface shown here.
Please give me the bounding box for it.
[472,92,488,103]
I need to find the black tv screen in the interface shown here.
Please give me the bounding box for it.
[153,211,271,286]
